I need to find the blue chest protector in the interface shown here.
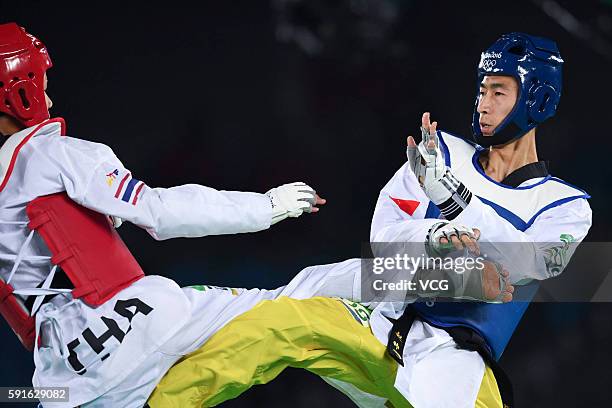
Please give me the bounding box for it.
[413,203,539,361]
[411,132,589,361]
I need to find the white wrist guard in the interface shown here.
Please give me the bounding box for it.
[266,182,317,225]
[407,127,472,219]
[425,221,476,257]
[407,126,446,187]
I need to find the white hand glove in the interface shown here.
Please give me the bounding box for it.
[407,126,472,220]
[407,126,447,190]
[266,182,317,225]
[425,221,477,257]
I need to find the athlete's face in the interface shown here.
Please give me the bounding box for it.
[476,75,518,137]
[44,73,52,110]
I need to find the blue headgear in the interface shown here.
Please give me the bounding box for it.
[471,33,563,147]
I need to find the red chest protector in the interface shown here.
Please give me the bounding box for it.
[0,193,144,350]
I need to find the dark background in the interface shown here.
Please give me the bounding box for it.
[1,0,611,407]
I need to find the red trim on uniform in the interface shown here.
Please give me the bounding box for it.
[131,182,145,205]
[114,173,131,198]
[0,117,66,193]
[389,196,420,216]
[55,117,67,136]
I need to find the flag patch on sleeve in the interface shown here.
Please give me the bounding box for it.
[114,172,145,205]
[389,196,420,216]
[106,169,119,186]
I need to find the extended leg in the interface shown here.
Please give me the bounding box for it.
[147,296,409,407]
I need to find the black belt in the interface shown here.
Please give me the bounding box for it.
[387,305,514,408]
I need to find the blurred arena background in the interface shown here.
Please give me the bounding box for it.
[1,0,611,406]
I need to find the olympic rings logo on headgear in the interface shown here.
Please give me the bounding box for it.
[481,59,497,71]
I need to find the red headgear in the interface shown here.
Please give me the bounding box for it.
[0,23,52,127]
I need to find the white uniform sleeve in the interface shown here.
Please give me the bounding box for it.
[38,136,273,240]
[370,162,440,244]
[370,161,593,283]
[454,195,592,282]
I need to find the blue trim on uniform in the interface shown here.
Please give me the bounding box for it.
[525,195,590,228]
[122,178,139,202]
[477,196,528,231]
[549,177,591,196]
[437,131,451,167]
[424,201,441,219]
[472,149,553,189]
[478,194,590,231]
[437,129,480,150]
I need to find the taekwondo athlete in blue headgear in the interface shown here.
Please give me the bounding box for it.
[471,32,564,147]
[370,32,592,408]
